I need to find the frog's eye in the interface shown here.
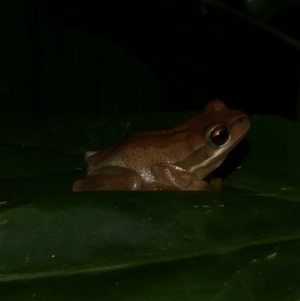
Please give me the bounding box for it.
[210,126,229,146]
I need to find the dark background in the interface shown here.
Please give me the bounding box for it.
[1,0,300,119]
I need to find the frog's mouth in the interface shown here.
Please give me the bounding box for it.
[188,151,229,180]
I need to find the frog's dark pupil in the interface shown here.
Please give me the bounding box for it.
[211,126,229,146]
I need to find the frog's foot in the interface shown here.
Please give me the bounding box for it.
[141,183,180,191]
[184,179,212,191]
[72,166,142,191]
[203,175,223,191]
[186,174,223,191]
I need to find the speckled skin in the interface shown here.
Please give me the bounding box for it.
[72,99,250,191]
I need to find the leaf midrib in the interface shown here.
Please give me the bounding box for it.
[1,234,299,283]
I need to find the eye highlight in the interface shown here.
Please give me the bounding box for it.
[210,126,229,146]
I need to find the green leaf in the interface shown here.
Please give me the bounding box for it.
[224,115,300,201]
[0,113,299,300]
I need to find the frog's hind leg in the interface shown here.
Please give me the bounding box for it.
[72,166,143,191]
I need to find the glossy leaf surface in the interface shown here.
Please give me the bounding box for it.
[0,113,299,300]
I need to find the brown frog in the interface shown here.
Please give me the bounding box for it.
[73,99,250,191]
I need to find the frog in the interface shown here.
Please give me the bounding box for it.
[72,99,250,191]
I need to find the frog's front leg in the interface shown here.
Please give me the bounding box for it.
[149,163,213,191]
[72,166,143,191]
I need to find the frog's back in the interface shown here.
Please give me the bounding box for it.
[87,129,193,175]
